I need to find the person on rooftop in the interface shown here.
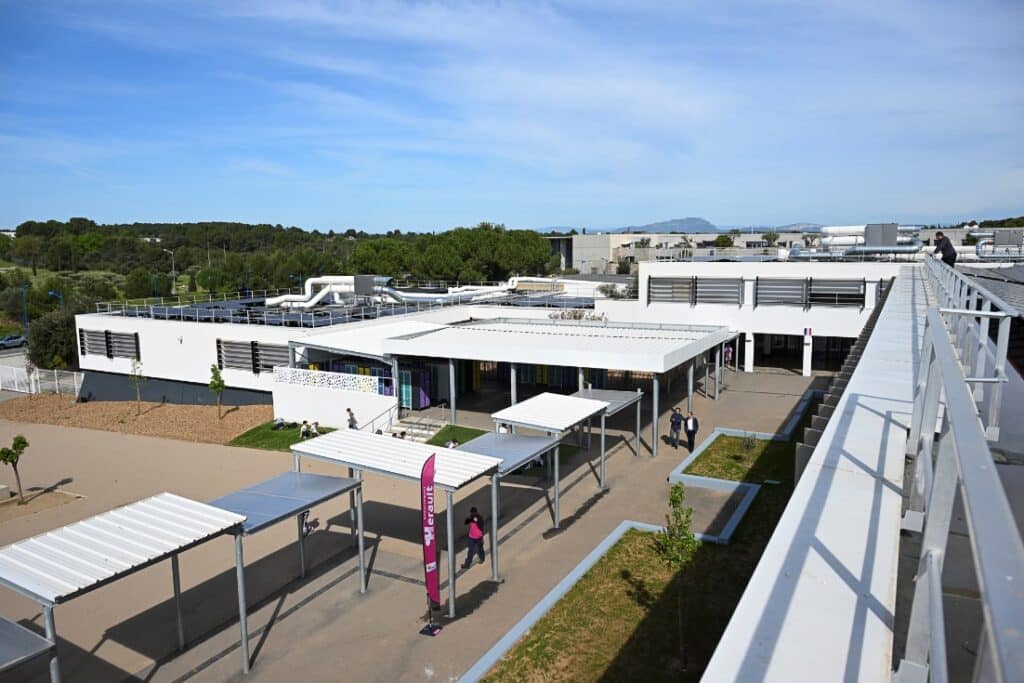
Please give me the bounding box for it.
[933,231,958,267]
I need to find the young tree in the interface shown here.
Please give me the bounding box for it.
[209,364,226,418]
[0,435,30,505]
[128,359,146,415]
[654,483,700,569]
[27,311,76,370]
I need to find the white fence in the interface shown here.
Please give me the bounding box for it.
[0,365,83,396]
[273,366,393,396]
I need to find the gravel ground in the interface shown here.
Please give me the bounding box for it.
[0,394,272,443]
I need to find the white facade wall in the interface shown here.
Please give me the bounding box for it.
[271,383,396,430]
[597,261,905,339]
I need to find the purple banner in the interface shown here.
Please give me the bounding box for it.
[420,454,440,604]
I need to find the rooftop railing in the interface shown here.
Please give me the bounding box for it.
[898,260,1024,682]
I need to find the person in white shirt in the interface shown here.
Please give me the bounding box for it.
[684,411,700,452]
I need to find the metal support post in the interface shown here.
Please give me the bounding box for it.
[348,467,356,546]
[44,605,60,683]
[234,535,250,675]
[510,364,517,405]
[553,445,561,527]
[988,316,1010,440]
[449,358,457,425]
[704,357,709,398]
[687,359,694,412]
[171,554,185,650]
[714,346,721,400]
[599,412,607,489]
[635,389,641,457]
[734,336,739,371]
[973,299,992,402]
[293,452,301,472]
[578,367,584,391]
[356,472,366,594]
[490,474,501,582]
[297,514,306,578]
[652,374,659,457]
[446,490,456,618]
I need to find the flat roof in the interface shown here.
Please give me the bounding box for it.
[703,264,927,681]
[299,320,447,360]
[0,493,244,605]
[492,392,609,433]
[455,433,561,475]
[292,429,501,490]
[570,388,644,416]
[382,317,731,373]
[209,472,360,534]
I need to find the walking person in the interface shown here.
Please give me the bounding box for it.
[685,411,700,452]
[724,343,733,367]
[346,408,358,430]
[933,231,958,268]
[462,506,485,568]
[669,407,683,449]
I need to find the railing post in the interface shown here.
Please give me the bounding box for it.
[973,299,992,401]
[987,315,1010,441]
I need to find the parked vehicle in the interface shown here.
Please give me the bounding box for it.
[0,335,27,349]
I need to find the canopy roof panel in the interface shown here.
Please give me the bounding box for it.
[571,388,644,416]
[455,433,561,475]
[209,472,360,534]
[0,493,244,605]
[381,317,731,373]
[492,392,609,433]
[292,429,501,490]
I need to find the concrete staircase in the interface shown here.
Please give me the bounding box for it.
[385,408,446,443]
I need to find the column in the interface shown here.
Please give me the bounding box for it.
[733,336,740,371]
[234,536,250,674]
[449,358,457,425]
[578,367,584,391]
[744,332,755,372]
[288,345,297,368]
[635,388,642,457]
[510,363,518,405]
[553,444,561,527]
[391,357,400,403]
[490,474,501,582]
[446,490,456,618]
[687,359,694,412]
[356,472,366,594]
[651,374,659,457]
[802,330,812,377]
[714,346,721,400]
[44,606,60,683]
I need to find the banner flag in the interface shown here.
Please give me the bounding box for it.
[420,454,440,605]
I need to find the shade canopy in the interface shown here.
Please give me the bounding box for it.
[492,392,609,433]
[381,317,731,373]
[455,433,561,476]
[0,493,243,605]
[570,388,644,416]
[292,429,501,490]
[209,472,361,534]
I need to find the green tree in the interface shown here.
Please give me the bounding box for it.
[654,483,700,569]
[124,267,153,299]
[209,364,226,418]
[0,435,29,505]
[762,230,780,246]
[188,273,197,292]
[27,311,76,370]
[128,359,146,415]
[713,234,733,248]
[12,235,44,275]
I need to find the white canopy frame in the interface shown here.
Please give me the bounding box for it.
[291,430,502,619]
[491,393,611,528]
[0,493,244,683]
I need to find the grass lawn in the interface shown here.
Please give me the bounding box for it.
[229,420,335,452]
[426,424,487,447]
[485,434,796,682]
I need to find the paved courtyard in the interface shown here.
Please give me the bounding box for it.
[0,370,823,682]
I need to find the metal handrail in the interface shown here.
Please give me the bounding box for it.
[898,306,1024,682]
[359,402,399,434]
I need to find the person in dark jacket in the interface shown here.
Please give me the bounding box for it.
[933,231,957,267]
[669,407,683,449]
[685,411,700,452]
[462,507,486,568]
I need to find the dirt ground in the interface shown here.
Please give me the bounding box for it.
[0,488,83,523]
[0,394,272,443]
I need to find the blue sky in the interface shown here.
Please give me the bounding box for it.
[1,1,1022,231]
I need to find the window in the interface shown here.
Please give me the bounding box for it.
[254,343,289,373]
[217,340,290,373]
[695,278,744,305]
[648,277,694,304]
[78,329,139,359]
[808,279,866,308]
[755,278,807,307]
[217,340,255,371]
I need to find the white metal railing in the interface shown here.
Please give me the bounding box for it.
[897,303,1024,681]
[0,366,83,396]
[272,366,394,397]
[358,402,400,434]
[95,286,302,313]
[922,257,1017,440]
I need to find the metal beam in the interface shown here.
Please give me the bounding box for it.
[171,554,184,650]
[449,358,457,425]
[490,474,501,583]
[446,490,456,618]
[234,535,250,675]
[356,472,366,594]
[652,374,659,457]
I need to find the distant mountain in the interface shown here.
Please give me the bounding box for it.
[776,222,823,232]
[611,217,717,233]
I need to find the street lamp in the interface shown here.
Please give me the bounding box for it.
[47,290,63,313]
[162,248,176,294]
